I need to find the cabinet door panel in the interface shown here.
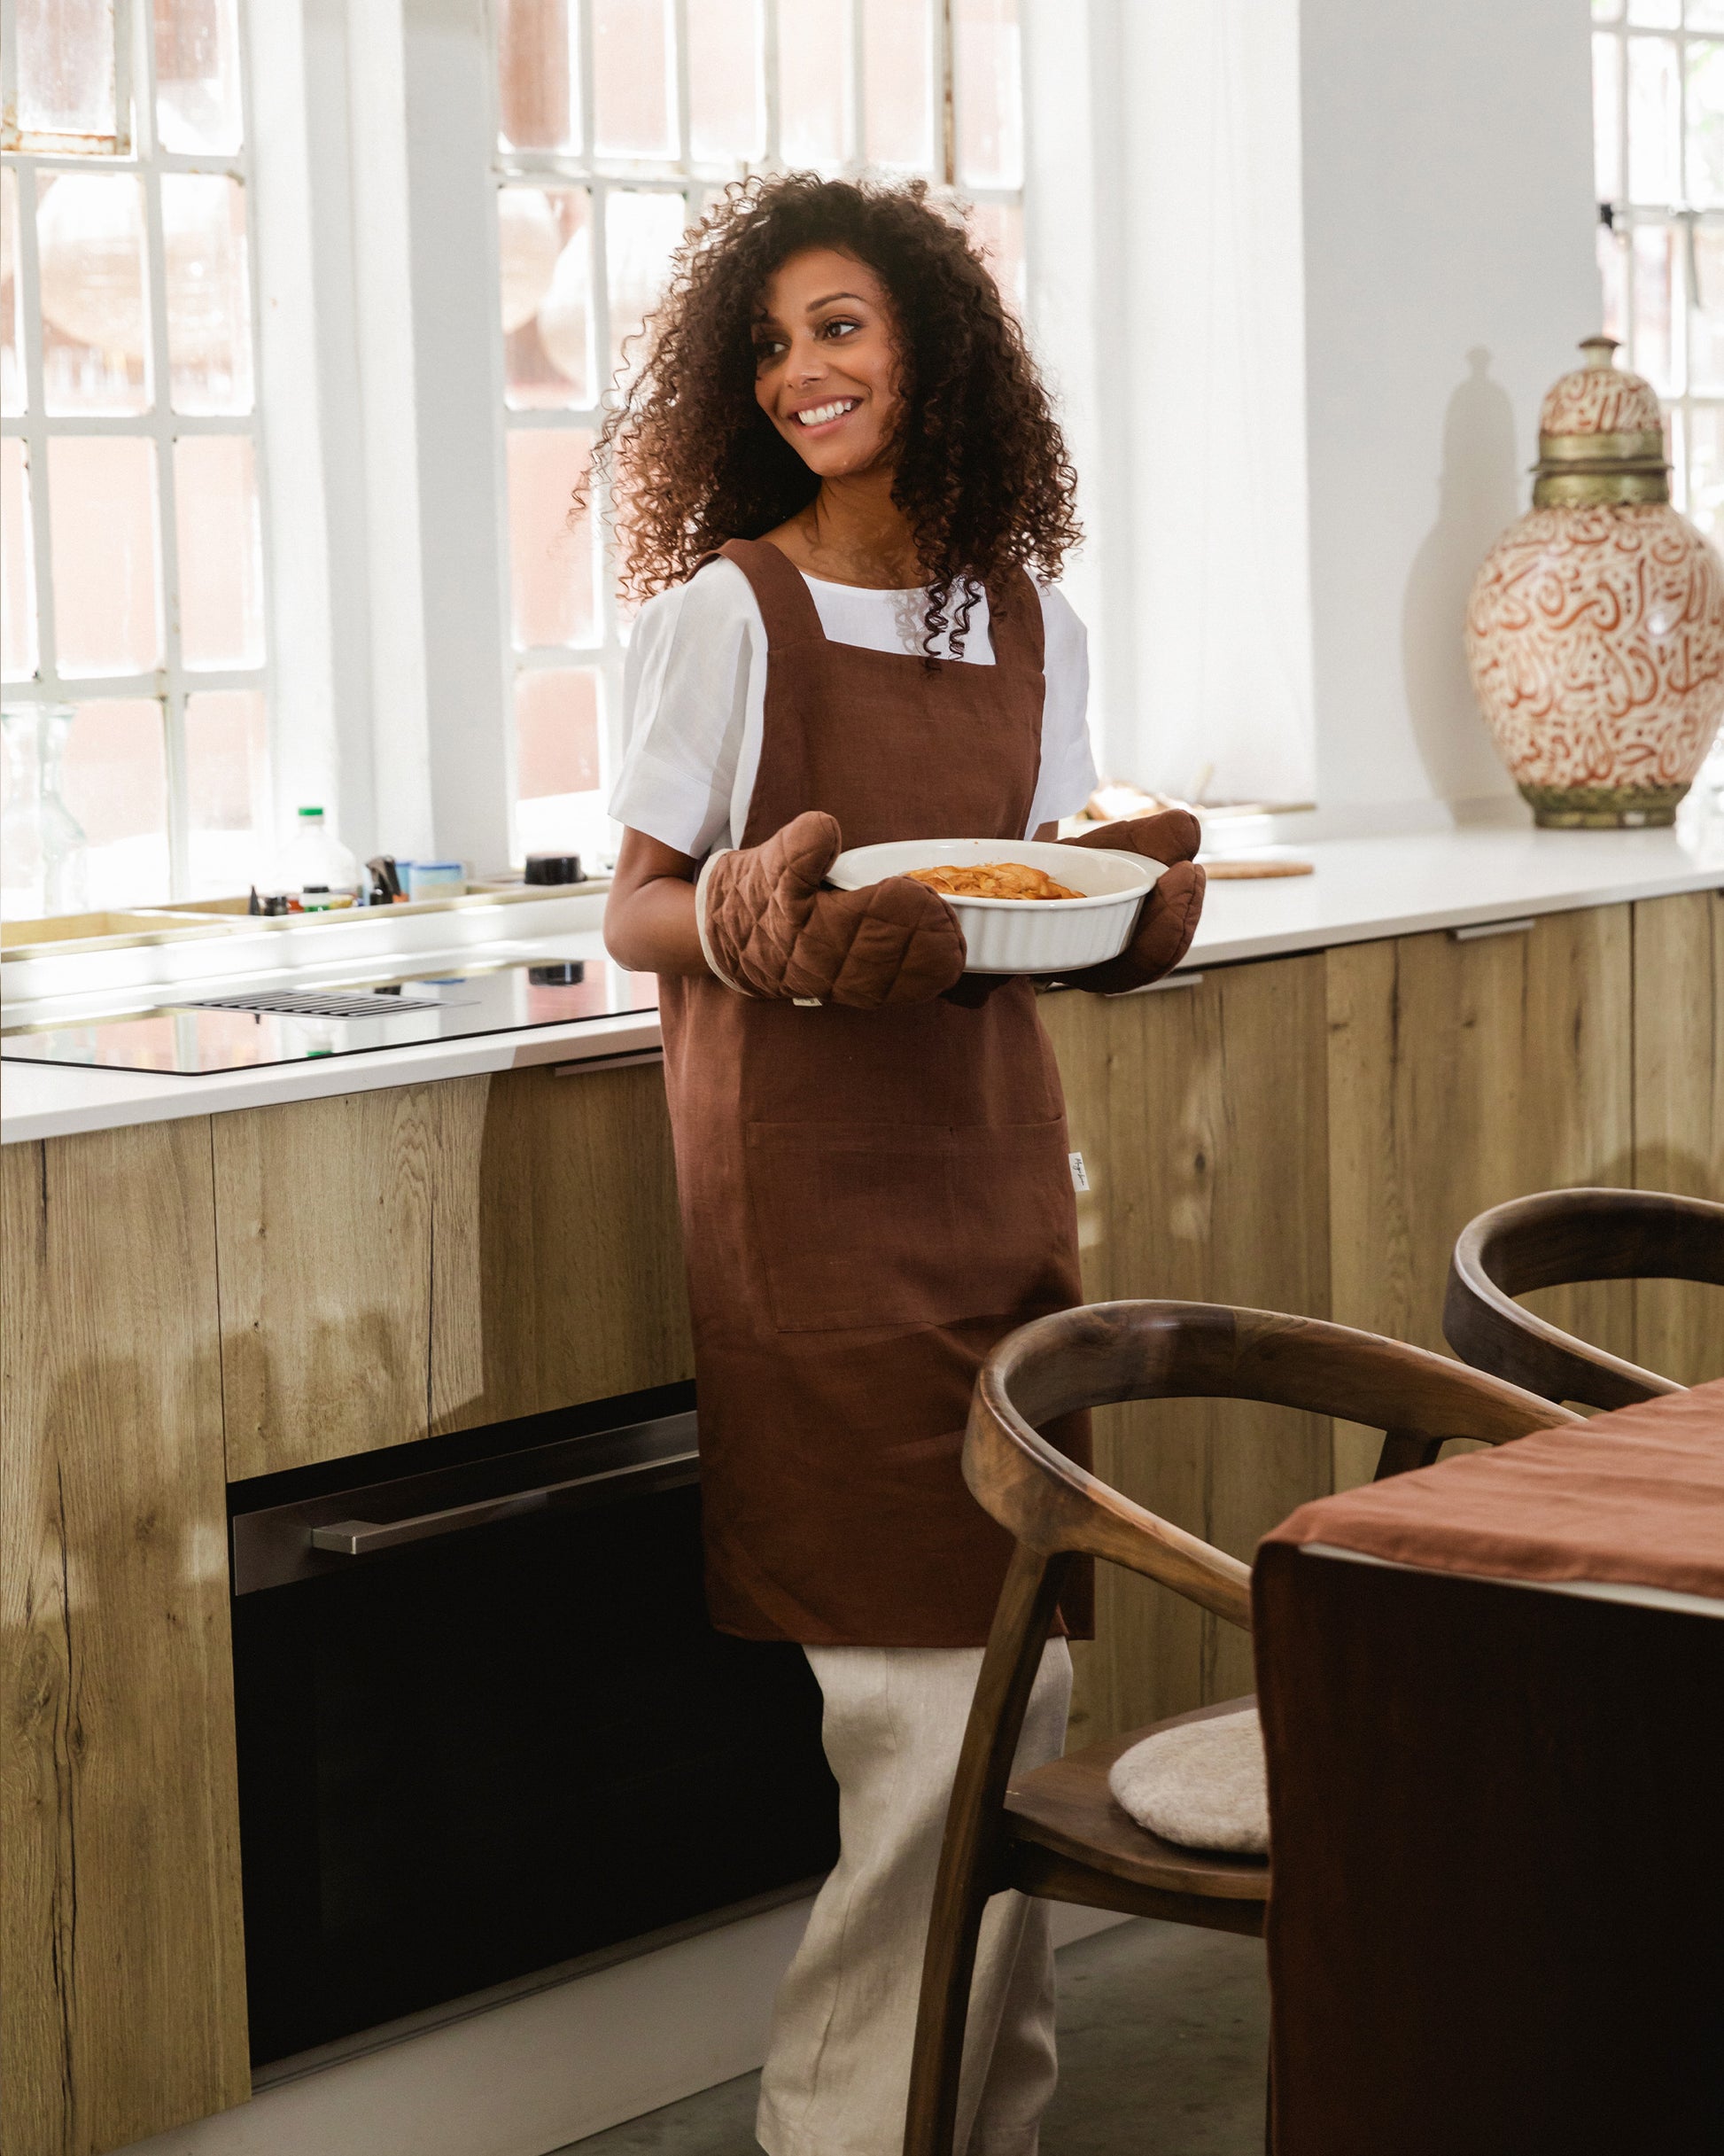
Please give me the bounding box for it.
[1327,907,1635,1483]
[2,1127,248,2155]
[1632,890,1723,1385]
[214,1085,451,1480]
[1044,959,1332,1747]
[431,1062,694,1432]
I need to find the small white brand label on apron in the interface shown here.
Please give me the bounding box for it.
[1068,1151,1090,1192]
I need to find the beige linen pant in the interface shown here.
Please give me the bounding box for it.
[756,1639,1073,2156]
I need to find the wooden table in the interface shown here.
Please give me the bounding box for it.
[1252,1381,1724,2156]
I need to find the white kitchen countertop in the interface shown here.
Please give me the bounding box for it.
[4,823,1719,1145]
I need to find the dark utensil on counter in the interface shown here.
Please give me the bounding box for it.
[529,962,586,986]
[367,854,404,904]
[524,852,583,885]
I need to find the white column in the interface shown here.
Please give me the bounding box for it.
[247,0,346,854]
[400,0,513,876]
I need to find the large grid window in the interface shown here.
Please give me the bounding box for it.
[1593,0,1724,537]
[489,0,1026,864]
[0,0,269,917]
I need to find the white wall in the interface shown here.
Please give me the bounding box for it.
[1029,0,1599,826]
[1300,0,1599,822]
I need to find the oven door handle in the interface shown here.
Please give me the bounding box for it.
[307,1447,699,1558]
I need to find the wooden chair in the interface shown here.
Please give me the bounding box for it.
[1443,1187,1724,1411]
[903,1299,1581,2156]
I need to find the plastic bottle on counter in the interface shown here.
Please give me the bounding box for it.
[277,806,361,906]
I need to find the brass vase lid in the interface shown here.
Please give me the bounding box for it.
[1532,335,1669,507]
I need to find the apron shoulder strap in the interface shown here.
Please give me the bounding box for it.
[712,538,828,649]
[985,567,1047,676]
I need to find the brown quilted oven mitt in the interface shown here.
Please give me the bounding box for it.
[697,810,967,1009]
[1057,809,1206,994]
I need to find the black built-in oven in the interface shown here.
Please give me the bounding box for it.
[229,1382,837,2068]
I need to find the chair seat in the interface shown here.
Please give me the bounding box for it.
[1003,1696,1270,1904]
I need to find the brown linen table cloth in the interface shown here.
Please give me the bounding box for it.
[1253,1381,1724,2156]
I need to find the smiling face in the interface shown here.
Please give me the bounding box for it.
[752,246,905,480]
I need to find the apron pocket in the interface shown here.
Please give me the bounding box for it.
[745,1117,1073,1333]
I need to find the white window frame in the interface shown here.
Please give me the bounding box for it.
[1594,1,1724,531]
[1,0,276,903]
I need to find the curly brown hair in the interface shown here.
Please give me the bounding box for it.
[586,172,1081,657]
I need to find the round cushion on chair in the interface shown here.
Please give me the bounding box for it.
[1107,1708,1269,1856]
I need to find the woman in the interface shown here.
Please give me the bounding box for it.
[600,174,1203,2155]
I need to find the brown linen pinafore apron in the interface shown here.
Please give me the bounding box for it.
[657,538,1091,1648]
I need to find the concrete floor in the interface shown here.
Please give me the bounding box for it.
[558,1919,1269,2155]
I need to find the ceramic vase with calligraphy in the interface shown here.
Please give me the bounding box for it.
[1464,336,1724,827]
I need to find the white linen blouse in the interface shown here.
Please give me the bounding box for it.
[608,557,1098,860]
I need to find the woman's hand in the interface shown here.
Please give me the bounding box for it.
[1057,810,1206,994]
[700,811,967,1008]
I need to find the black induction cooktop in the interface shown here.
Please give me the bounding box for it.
[0,955,660,1075]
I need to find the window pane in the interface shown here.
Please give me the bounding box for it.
[515,666,600,799]
[1627,0,1678,22]
[185,689,268,894]
[500,185,563,334]
[1632,222,1677,392]
[2,441,38,680]
[593,0,677,160]
[63,699,170,907]
[497,0,579,153]
[956,0,1023,190]
[175,435,264,669]
[1594,34,1622,201]
[508,430,596,650]
[13,0,120,150]
[606,188,687,386]
[1687,404,1724,536]
[1594,0,1624,17]
[48,436,162,674]
[780,0,848,170]
[164,174,254,414]
[1688,43,1724,205]
[1,703,87,917]
[154,0,244,156]
[504,186,592,409]
[1692,1,1724,29]
[1627,36,1681,201]
[1692,228,1724,389]
[968,200,1025,316]
[36,172,151,416]
[2,169,22,416]
[863,0,931,170]
[688,0,765,165]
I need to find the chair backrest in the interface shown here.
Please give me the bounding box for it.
[1444,1187,1724,1411]
[964,1300,1581,1631]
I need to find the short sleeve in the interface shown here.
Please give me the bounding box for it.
[608,561,765,858]
[1026,583,1099,834]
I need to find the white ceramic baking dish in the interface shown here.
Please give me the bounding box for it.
[827,837,1162,974]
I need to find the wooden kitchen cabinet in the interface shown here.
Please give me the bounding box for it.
[1043,953,1333,1748]
[213,1063,694,1481]
[3,891,1715,2151]
[2,1124,251,2156]
[1632,890,1723,1386]
[430,1061,695,1435]
[1325,905,1637,1484]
